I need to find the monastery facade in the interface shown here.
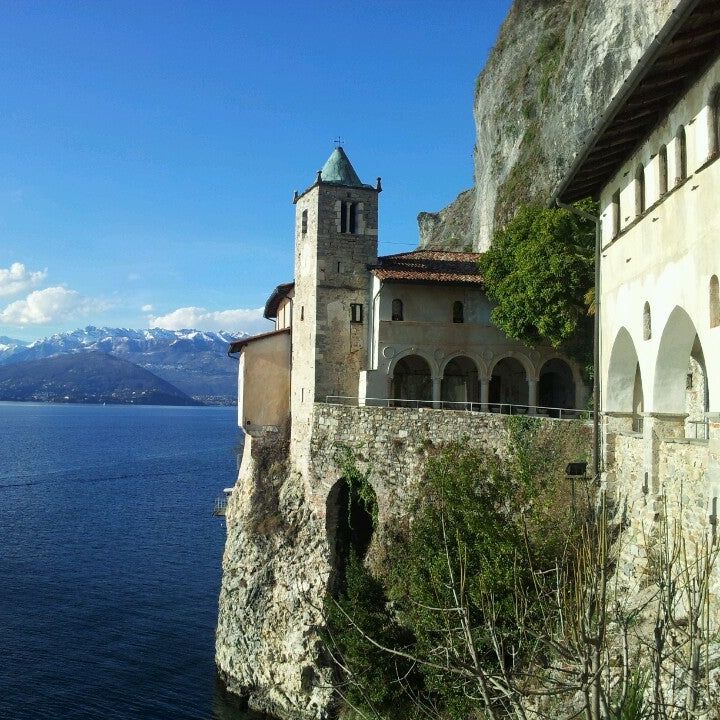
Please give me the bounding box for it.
[555,0,720,580]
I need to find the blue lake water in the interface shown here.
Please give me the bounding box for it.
[0,402,250,720]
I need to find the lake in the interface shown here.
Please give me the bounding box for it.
[0,402,252,720]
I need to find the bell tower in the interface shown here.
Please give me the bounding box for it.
[290,147,381,441]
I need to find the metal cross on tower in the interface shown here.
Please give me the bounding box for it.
[333,136,343,147]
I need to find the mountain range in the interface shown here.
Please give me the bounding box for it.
[0,351,200,405]
[0,326,246,404]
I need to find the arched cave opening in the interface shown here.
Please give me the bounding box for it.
[325,478,376,598]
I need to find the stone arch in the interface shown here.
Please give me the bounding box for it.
[710,275,719,328]
[390,353,433,402]
[488,355,529,408]
[488,351,535,382]
[606,327,644,413]
[653,306,708,414]
[538,357,575,411]
[388,348,437,378]
[441,355,479,404]
[325,476,377,597]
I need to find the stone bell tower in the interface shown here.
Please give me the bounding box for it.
[290,147,381,442]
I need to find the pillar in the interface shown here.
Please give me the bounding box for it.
[527,378,538,415]
[432,376,442,409]
[480,377,489,412]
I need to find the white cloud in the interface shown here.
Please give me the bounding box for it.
[141,304,154,312]
[0,286,104,326]
[149,306,272,335]
[0,263,47,298]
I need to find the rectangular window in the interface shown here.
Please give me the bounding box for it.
[350,303,363,324]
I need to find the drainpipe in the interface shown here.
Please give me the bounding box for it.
[556,200,601,483]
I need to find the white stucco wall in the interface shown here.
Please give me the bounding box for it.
[599,54,720,417]
[362,280,586,408]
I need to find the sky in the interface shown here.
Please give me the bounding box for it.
[0,0,512,341]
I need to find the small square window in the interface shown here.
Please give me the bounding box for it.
[350,303,363,324]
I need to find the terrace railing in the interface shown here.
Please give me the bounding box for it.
[323,395,589,421]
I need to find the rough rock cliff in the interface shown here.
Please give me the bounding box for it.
[216,435,334,719]
[419,0,679,251]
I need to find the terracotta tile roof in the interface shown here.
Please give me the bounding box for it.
[228,327,290,355]
[371,250,484,285]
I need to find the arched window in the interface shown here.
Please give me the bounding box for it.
[452,301,464,323]
[301,209,308,235]
[658,145,668,196]
[340,201,359,234]
[711,275,720,328]
[340,202,348,233]
[710,85,720,157]
[611,189,621,237]
[635,164,645,215]
[675,126,687,182]
[391,298,403,321]
[643,302,652,340]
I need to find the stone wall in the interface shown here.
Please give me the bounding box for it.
[217,404,591,719]
[609,431,716,602]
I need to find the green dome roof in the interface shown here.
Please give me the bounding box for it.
[319,147,370,188]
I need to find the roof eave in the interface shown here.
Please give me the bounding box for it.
[551,0,704,205]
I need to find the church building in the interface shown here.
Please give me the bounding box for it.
[230,146,586,445]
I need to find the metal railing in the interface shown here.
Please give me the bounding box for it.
[687,418,710,441]
[212,495,228,517]
[323,395,589,420]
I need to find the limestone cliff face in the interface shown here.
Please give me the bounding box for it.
[419,0,679,251]
[216,436,334,719]
[416,188,475,251]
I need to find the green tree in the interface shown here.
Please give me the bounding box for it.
[479,200,595,354]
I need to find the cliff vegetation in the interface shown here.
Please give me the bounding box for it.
[324,418,592,719]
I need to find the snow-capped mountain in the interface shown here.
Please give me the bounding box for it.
[0,336,29,357]
[0,326,247,404]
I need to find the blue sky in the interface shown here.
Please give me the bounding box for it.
[0,0,511,341]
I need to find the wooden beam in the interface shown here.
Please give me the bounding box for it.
[665,26,720,49]
[655,41,719,68]
[637,73,689,93]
